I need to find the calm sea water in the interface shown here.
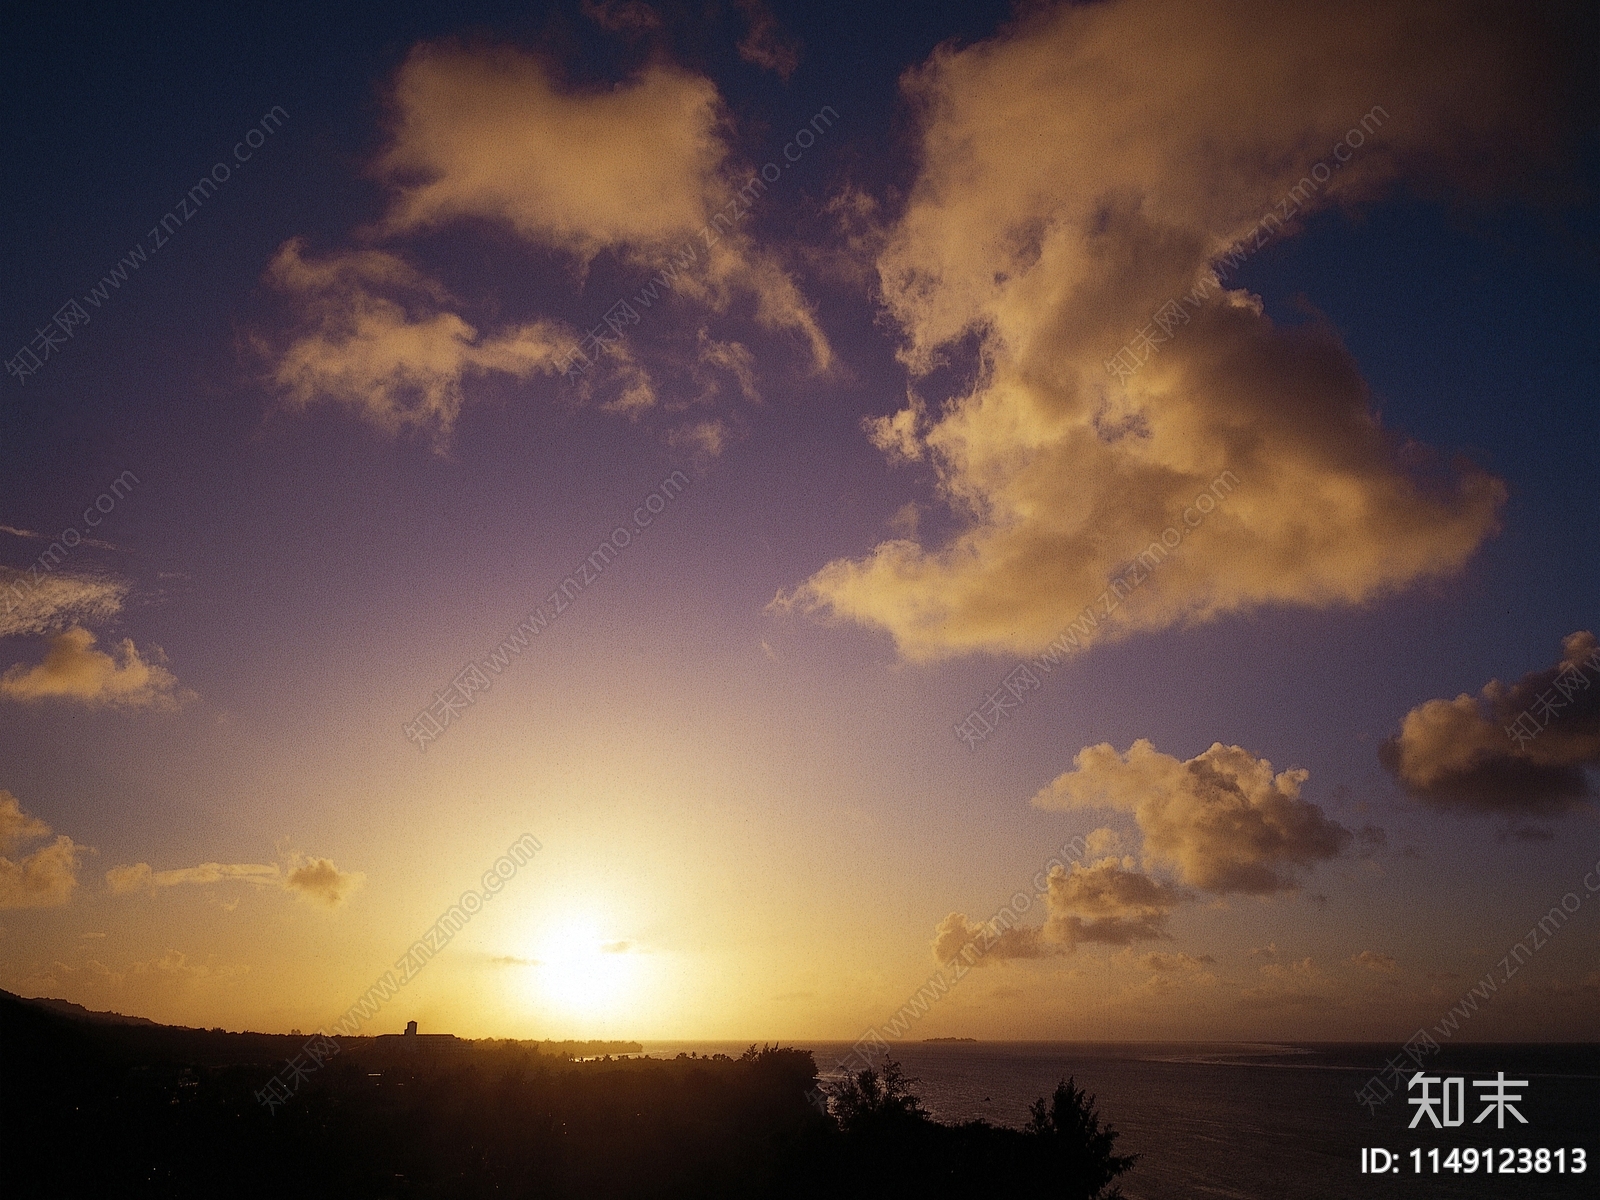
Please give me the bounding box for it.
[638,1041,1599,1199]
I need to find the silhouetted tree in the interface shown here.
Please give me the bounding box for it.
[825,1055,928,1133]
[1027,1077,1137,1199]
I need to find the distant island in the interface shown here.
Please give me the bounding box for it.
[923,1036,977,1042]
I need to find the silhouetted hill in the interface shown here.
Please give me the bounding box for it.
[23,995,162,1025]
[1,990,1134,1199]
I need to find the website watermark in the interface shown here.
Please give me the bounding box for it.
[254,832,542,1113]
[955,472,1240,749]
[8,106,289,386]
[1105,106,1388,383]
[1503,650,1598,749]
[404,470,691,750]
[2,470,140,622]
[1355,857,1599,1115]
[556,105,839,378]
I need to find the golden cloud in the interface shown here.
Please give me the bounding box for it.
[378,46,724,255]
[931,848,1183,967]
[1380,631,1599,814]
[1139,951,1215,973]
[104,861,281,894]
[130,948,250,980]
[379,43,828,349]
[265,239,574,443]
[0,790,51,850]
[106,853,363,909]
[1043,856,1184,946]
[0,792,82,910]
[284,856,366,908]
[1036,740,1351,894]
[20,958,125,993]
[265,41,829,443]
[782,0,1582,660]
[932,911,1049,965]
[1351,950,1398,973]
[1,627,188,710]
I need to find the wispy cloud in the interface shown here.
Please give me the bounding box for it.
[264,239,575,445]
[0,569,127,639]
[1351,950,1398,974]
[734,0,802,80]
[106,853,364,908]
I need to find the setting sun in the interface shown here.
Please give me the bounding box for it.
[531,919,641,1021]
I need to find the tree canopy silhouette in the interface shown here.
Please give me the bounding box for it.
[3,991,1140,1199]
[1029,1076,1139,1199]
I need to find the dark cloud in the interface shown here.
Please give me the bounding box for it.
[931,850,1183,967]
[1381,631,1600,814]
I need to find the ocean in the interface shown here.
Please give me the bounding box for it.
[638,1041,1599,1199]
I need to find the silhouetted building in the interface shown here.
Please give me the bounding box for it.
[374,1019,462,1060]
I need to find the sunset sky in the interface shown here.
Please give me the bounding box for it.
[2,0,1596,1045]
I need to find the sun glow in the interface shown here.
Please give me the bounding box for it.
[531,918,640,1021]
